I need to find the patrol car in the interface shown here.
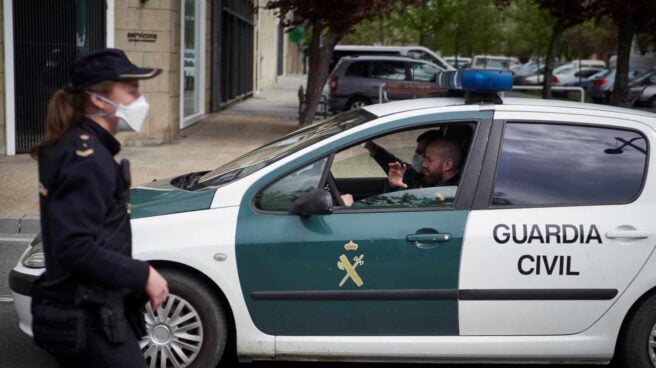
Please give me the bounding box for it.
[9,70,656,368]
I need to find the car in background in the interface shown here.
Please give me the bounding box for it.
[471,55,519,70]
[588,68,649,103]
[570,59,607,69]
[524,64,604,85]
[327,55,445,112]
[628,71,656,108]
[330,45,454,73]
[444,56,472,69]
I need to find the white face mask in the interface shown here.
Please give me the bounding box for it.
[411,153,425,174]
[88,93,150,132]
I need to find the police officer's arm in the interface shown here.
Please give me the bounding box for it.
[47,152,149,291]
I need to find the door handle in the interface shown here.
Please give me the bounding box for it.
[605,230,649,239]
[406,233,451,243]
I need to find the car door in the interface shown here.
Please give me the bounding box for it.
[235,112,492,336]
[459,112,655,335]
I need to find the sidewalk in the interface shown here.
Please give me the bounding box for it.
[0,74,306,225]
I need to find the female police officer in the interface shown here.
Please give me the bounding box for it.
[30,49,168,367]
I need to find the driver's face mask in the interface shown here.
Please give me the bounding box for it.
[86,92,150,132]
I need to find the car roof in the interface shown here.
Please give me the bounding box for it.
[363,96,656,120]
[338,55,436,63]
[335,45,431,52]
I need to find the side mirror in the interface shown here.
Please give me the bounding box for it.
[288,189,334,216]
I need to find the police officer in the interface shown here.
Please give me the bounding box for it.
[30,49,168,367]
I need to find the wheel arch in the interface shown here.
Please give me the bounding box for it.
[149,260,238,361]
[614,285,656,355]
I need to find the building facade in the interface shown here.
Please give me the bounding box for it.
[1,0,291,155]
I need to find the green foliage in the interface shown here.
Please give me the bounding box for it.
[345,0,617,61]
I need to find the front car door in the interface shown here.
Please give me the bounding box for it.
[460,111,655,335]
[235,111,492,336]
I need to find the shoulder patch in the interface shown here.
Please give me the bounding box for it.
[75,132,95,157]
[75,148,95,157]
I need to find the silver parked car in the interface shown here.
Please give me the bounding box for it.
[327,55,445,112]
[629,71,656,109]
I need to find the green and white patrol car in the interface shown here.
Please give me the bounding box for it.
[10,71,656,367]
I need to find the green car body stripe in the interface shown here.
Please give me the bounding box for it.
[236,111,490,336]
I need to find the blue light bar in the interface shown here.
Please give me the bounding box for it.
[436,69,513,92]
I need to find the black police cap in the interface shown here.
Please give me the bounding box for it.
[64,48,162,93]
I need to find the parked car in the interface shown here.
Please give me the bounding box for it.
[524,64,604,86]
[11,70,656,368]
[327,55,446,112]
[570,59,607,69]
[444,56,472,69]
[588,68,649,103]
[330,45,454,73]
[471,55,519,70]
[628,71,656,108]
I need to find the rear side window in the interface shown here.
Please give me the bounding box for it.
[345,61,369,77]
[370,61,406,81]
[492,123,647,207]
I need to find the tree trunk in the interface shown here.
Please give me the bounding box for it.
[300,22,339,127]
[609,18,634,105]
[542,17,566,99]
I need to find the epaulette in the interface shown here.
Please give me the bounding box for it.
[75,133,95,158]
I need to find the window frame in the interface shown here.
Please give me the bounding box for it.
[475,120,650,210]
[252,119,490,215]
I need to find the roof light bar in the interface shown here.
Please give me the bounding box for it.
[436,69,513,92]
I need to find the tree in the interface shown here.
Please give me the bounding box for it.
[534,0,591,99]
[266,0,416,126]
[590,0,656,105]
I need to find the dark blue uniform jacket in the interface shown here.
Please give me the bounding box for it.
[37,118,149,292]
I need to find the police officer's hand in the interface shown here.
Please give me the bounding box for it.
[388,161,408,189]
[146,266,169,310]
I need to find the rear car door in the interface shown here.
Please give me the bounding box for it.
[460,112,655,335]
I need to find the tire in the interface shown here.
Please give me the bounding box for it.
[345,96,371,111]
[141,269,228,368]
[616,294,656,368]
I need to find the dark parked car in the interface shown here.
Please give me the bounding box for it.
[327,55,446,112]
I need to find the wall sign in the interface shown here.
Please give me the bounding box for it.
[127,32,158,42]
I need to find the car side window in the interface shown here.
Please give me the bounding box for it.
[256,158,328,211]
[332,124,475,210]
[345,61,369,78]
[411,63,440,82]
[371,61,406,81]
[492,123,647,207]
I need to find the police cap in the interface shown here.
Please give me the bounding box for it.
[64,48,162,93]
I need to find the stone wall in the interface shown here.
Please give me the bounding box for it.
[114,0,181,146]
[254,1,279,93]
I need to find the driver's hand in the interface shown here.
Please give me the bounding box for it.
[388,162,408,189]
[340,194,354,207]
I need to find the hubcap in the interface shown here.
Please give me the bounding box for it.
[649,322,656,367]
[140,294,203,368]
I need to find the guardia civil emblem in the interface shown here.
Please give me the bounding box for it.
[338,241,364,287]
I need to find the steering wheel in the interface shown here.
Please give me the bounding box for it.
[325,173,345,207]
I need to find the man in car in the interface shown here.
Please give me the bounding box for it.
[387,136,462,190]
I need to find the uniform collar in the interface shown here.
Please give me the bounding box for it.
[79,118,121,155]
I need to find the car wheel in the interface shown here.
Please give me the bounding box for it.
[346,96,371,111]
[616,294,656,368]
[141,269,228,368]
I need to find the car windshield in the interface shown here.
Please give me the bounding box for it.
[196,110,375,188]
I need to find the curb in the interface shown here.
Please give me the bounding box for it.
[0,215,40,234]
